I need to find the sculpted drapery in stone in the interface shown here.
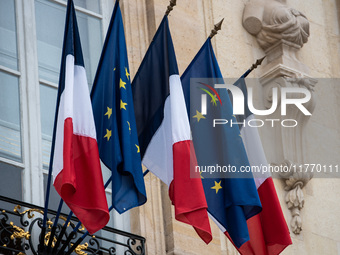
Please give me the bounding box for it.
[243,0,309,50]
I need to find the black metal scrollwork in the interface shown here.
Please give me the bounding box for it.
[0,196,146,255]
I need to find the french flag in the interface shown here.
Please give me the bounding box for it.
[51,0,109,235]
[132,16,212,244]
[235,79,292,254]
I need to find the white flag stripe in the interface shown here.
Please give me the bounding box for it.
[52,54,97,182]
[240,114,271,188]
[72,65,97,139]
[208,212,226,233]
[142,74,190,186]
[169,75,191,144]
[142,96,173,185]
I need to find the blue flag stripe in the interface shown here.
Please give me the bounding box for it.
[131,16,178,159]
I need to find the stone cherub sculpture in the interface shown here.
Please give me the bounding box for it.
[243,0,310,50]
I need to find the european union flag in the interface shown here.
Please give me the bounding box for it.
[91,1,146,214]
[181,38,262,248]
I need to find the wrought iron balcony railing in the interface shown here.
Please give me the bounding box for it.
[0,196,145,255]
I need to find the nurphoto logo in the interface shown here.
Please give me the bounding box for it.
[195,79,312,128]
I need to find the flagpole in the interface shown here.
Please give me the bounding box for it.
[46,199,63,253]
[56,221,83,255]
[238,56,266,79]
[38,1,74,254]
[57,204,114,255]
[51,209,73,253]
[209,18,224,39]
[165,0,177,16]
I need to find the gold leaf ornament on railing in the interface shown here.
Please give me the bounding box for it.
[9,222,30,240]
[13,205,44,219]
[44,232,57,248]
[71,242,89,255]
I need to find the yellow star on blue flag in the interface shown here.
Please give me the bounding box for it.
[104,129,111,141]
[193,110,205,122]
[125,67,130,80]
[105,107,112,119]
[120,78,126,89]
[211,180,222,194]
[120,100,127,110]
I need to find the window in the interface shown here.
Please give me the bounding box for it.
[0,0,22,162]
[0,0,129,234]
[35,0,102,85]
[0,73,21,162]
[40,84,57,166]
[0,0,18,70]
[0,162,22,200]
[73,0,101,14]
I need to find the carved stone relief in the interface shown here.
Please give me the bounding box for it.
[243,0,316,235]
[273,160,313,234]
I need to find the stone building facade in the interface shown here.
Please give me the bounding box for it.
[121,0,340,254]
[0,0,339,254]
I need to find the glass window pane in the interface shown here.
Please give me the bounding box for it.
[35,0,102,86]
[55,0,101,14]
[0,71,21,162]
[0,162,22,201]
[77,11,102,89]
[40,84,57,167]
[35,0,64,84]
[0,0,18,70]
[73,0,101,14]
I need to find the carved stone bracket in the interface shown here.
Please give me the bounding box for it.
[259,74,316,236]
[273,160,313,234]
[259,75,317,170]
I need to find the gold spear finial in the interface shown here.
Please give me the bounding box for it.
[165,0,177,16]
[250,56,266,71]
[209,18,225,38]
